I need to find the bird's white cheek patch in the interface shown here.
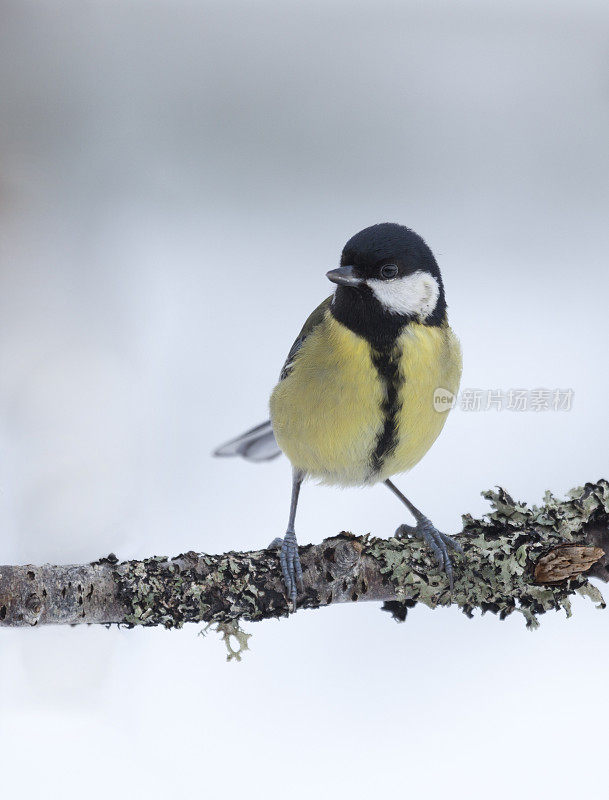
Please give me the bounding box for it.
[367,271,440,320]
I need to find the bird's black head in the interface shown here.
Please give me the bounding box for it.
[327,223,447,350]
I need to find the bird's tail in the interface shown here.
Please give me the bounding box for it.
[213,420,282,462]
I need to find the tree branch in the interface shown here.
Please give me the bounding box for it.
[1,481,608,630]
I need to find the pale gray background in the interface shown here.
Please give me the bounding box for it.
[1,1,608,798]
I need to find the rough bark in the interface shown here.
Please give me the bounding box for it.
[1,480,608,631]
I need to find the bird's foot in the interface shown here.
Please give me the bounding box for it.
[395,516,463,590]
[268,531,303,609]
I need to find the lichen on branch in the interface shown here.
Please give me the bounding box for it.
[381,480,609,626]
[0,480,607,631]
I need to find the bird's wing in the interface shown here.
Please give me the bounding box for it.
[279,295,332,380]
[213,296,332,463]
[214,419,281,461]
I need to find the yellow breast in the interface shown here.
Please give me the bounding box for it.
[269,310,462,486]
[378,322,462,480]
[270,312,384,484]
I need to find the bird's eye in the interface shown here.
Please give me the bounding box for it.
[380,263,398,280]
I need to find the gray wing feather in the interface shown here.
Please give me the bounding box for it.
[214,420,282,462]
[214,296,332,464]
[279,295,332,381]
[279,333,307,381]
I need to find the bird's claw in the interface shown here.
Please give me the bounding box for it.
[274,531,303,609]
[396,517,463,591]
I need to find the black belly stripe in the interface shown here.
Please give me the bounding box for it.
[370,344,403,473]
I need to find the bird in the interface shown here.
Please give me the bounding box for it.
[214,222,463,608]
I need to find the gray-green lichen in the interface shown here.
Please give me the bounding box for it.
[379,479,608,627]
[201,621,252,662]
[116,547,290,629]
[115,479,608,632]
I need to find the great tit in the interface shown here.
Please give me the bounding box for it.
[215,222,463,607]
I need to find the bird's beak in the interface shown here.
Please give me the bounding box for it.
[326,265,364,288]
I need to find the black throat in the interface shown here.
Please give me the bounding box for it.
[330,285,413,351]
[330,286,409,474]
[330,283,447,475]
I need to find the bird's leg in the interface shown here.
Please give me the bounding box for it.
[268,469,304,609]
[384,479,463,590]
